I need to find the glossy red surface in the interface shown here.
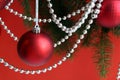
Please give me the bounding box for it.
[97,0,120,28]
[0,1,120,80]
[17,31,54,66]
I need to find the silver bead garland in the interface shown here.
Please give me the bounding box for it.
[0,0,103,75]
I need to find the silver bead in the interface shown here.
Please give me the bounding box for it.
[23,16,27,19]
[14,37,18,41]
[54,44,57,48]
[20,70,25,73]
[52,14,57,20]
[39,19,42,22]
[61,39,65,42]
[58,23,62,28]
[76,9,80,14]
[70,49,74,53]
[66,53,71,57]
[30,71,35,75]
[86,8,91,14]
[68,33,72,36]
[36,70,41,74]
[19,14,23,17]
[58,61,62,65]
[28,17,32,21]
[49,9,54,14]
[4,26,7,30]
[63,16,67,20]
[76,39,81,44]
[88,19,93,24]
[62,57,67,61]
[1,22,4,25]
[81,7,85,11]
[14,11,18,15]
[73,44,78,49]
[7,3,11,6]
[48,3,52,8]
[57,41,61,45]
[78,22,82,27]
[43,19,47,23]
[58,17,62,21]
[55,20,60,24]
[80,35,84,39]
[7,30,11,33]
[5,6,9,9]
[82,14,88,19]
[96,3,102,9]
[0,58,4,63]
[91,14,98,19]
[10,9,13,13]
[4,62,9,66]
[83,30,87,34]
[14,68,19,72]
[89,2,95,8]
[86,25,91,29]
[42,69,47,73]
[80,19,85,24]
[53,64,57,68]
[25,70,30,74]
[48,19,52,23]
[72,12,76,16]
[67,14,71,18]
[10,33,14,37]
[48,66,52,71]
[9,65,14,70]
[65,36,69,39]
[94,9,100,14]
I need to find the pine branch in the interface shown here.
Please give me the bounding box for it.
[113,25,120,36]
[81,21,99,47]
[94,27,112,77]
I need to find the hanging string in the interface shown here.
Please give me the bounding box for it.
[33,0,40,33]
[35,0,39,26]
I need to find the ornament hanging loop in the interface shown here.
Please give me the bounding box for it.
[33,0,40,34]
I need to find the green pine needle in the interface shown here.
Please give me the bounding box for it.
[94,27,112,77]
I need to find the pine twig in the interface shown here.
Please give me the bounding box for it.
[94,27,112,77]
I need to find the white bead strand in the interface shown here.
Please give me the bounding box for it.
[0,0,104,75]
[47,0,97,34]
[0,18,19,41]
[0,9,102,74]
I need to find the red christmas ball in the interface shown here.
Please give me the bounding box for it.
[97,0,120,28]
[0,0,10,10]
[17,31,54,66]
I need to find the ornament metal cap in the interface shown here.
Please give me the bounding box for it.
[33,25,41,34]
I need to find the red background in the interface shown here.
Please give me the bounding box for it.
[0,1,120,80]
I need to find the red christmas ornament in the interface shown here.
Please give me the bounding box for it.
[17,31,54,66]
[0,0,10,10]
[97,0,120,28]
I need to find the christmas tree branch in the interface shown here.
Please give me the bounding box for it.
[113,25,120,36]
[94,27,112,77]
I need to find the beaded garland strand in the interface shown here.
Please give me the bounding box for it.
[0,0,103,75]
